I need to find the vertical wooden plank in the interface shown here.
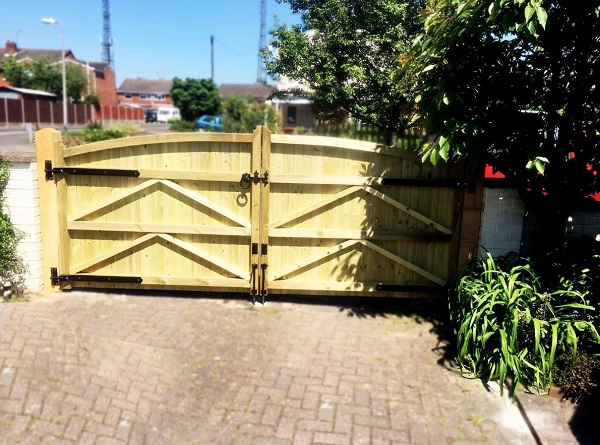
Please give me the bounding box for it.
[458,173,484,268]
[250,127,262,297]
[260,127,271,298]
[35,128,66,291]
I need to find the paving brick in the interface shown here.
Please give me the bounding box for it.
[293,430,314,445]
[287,381,306,399]
[301,392,320,410]
[314,432,351,445]
[23,389,43,415]
[296,419,333,433]
[103,405,122,427]
[84,420,115,437]
[64,393,94,414]
[0,398,23,414]
[64,415,87,441]
[352,425,371,445]
[95,436,127,445]
[275,416,297,439]
[0,366,16,386]
[0,293,586,445]
[115,418,133,441]
[110,397,137,413]
[262,404,283,426]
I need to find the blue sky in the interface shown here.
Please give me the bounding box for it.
[0,0,301,87]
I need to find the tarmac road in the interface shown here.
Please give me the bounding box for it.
[0,127,35,154]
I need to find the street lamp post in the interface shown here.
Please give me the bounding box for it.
[41,17,67,130]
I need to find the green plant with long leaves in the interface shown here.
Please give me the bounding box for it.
[0,157,25,290]
[450,254,600,395]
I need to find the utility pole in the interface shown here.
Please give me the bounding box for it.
[211,35,214,82]
[42,17,67,130]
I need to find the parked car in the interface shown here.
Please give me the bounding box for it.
[195,115,224,132]
[157,107,181,123]
[145,109,157,123]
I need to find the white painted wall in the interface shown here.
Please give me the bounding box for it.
[3,161,43,293]
[479,188,526,258]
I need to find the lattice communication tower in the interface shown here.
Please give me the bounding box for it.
[257,0,267,83]
[101,0,114,67]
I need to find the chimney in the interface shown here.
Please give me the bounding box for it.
[5,41,17,55]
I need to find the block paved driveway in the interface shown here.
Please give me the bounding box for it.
[0,291,582,444]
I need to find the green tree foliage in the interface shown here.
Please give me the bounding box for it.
[223,94,281,133]
[0,158,24,288]
[1,56,27,86]
[170,78,221,122]
[263,0,426,144]
[2,56,90,103]
[65,64,89,103]
[409,1,599,235]
[83,93,100,107]
[223,95,248,133]
[26,59,62,96]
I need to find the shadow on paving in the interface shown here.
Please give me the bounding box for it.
[61,289,459,368]
[569,392,600,445]
[269,294,458,369]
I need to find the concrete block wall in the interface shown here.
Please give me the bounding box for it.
[479,188,525,258]
[2,159,43,293]
[567,210,600,241]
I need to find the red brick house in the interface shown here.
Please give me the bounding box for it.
[87,62,118,107]
[117,78,173,109]
[0,40,117,107]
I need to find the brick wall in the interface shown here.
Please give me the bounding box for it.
[479,188,525,258]
[94,67,118,107]
[3,159,43,293]
[567,210,600,241]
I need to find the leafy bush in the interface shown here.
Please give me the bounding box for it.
[86,122,103,131]
[64,124,127,146]
[83,93,100,107]
[553,348,600,402]
[168,119,197,132]
[111,123,142,135]
[536,236,600,332]
[449,253,600,395]
[536,237,600,401]
[0,158,25,293]
[83,128,126,143]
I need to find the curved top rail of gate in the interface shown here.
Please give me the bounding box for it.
[63,132,254,157]
[271,133,421,160]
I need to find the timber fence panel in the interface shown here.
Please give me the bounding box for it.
[35,128,67,291]
[39,132,255,292]
[267,132,467,297]
[1,98,7,124]
[36,127,469,297]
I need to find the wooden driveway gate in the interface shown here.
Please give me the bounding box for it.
[36,127,468,299]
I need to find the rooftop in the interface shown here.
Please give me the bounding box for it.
[118,78,173,94]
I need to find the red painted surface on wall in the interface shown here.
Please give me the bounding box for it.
[484,165,599,201]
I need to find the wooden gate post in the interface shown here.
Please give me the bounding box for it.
[260,126,271,297]
[35,128,67,291]
[250,127,262,298]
